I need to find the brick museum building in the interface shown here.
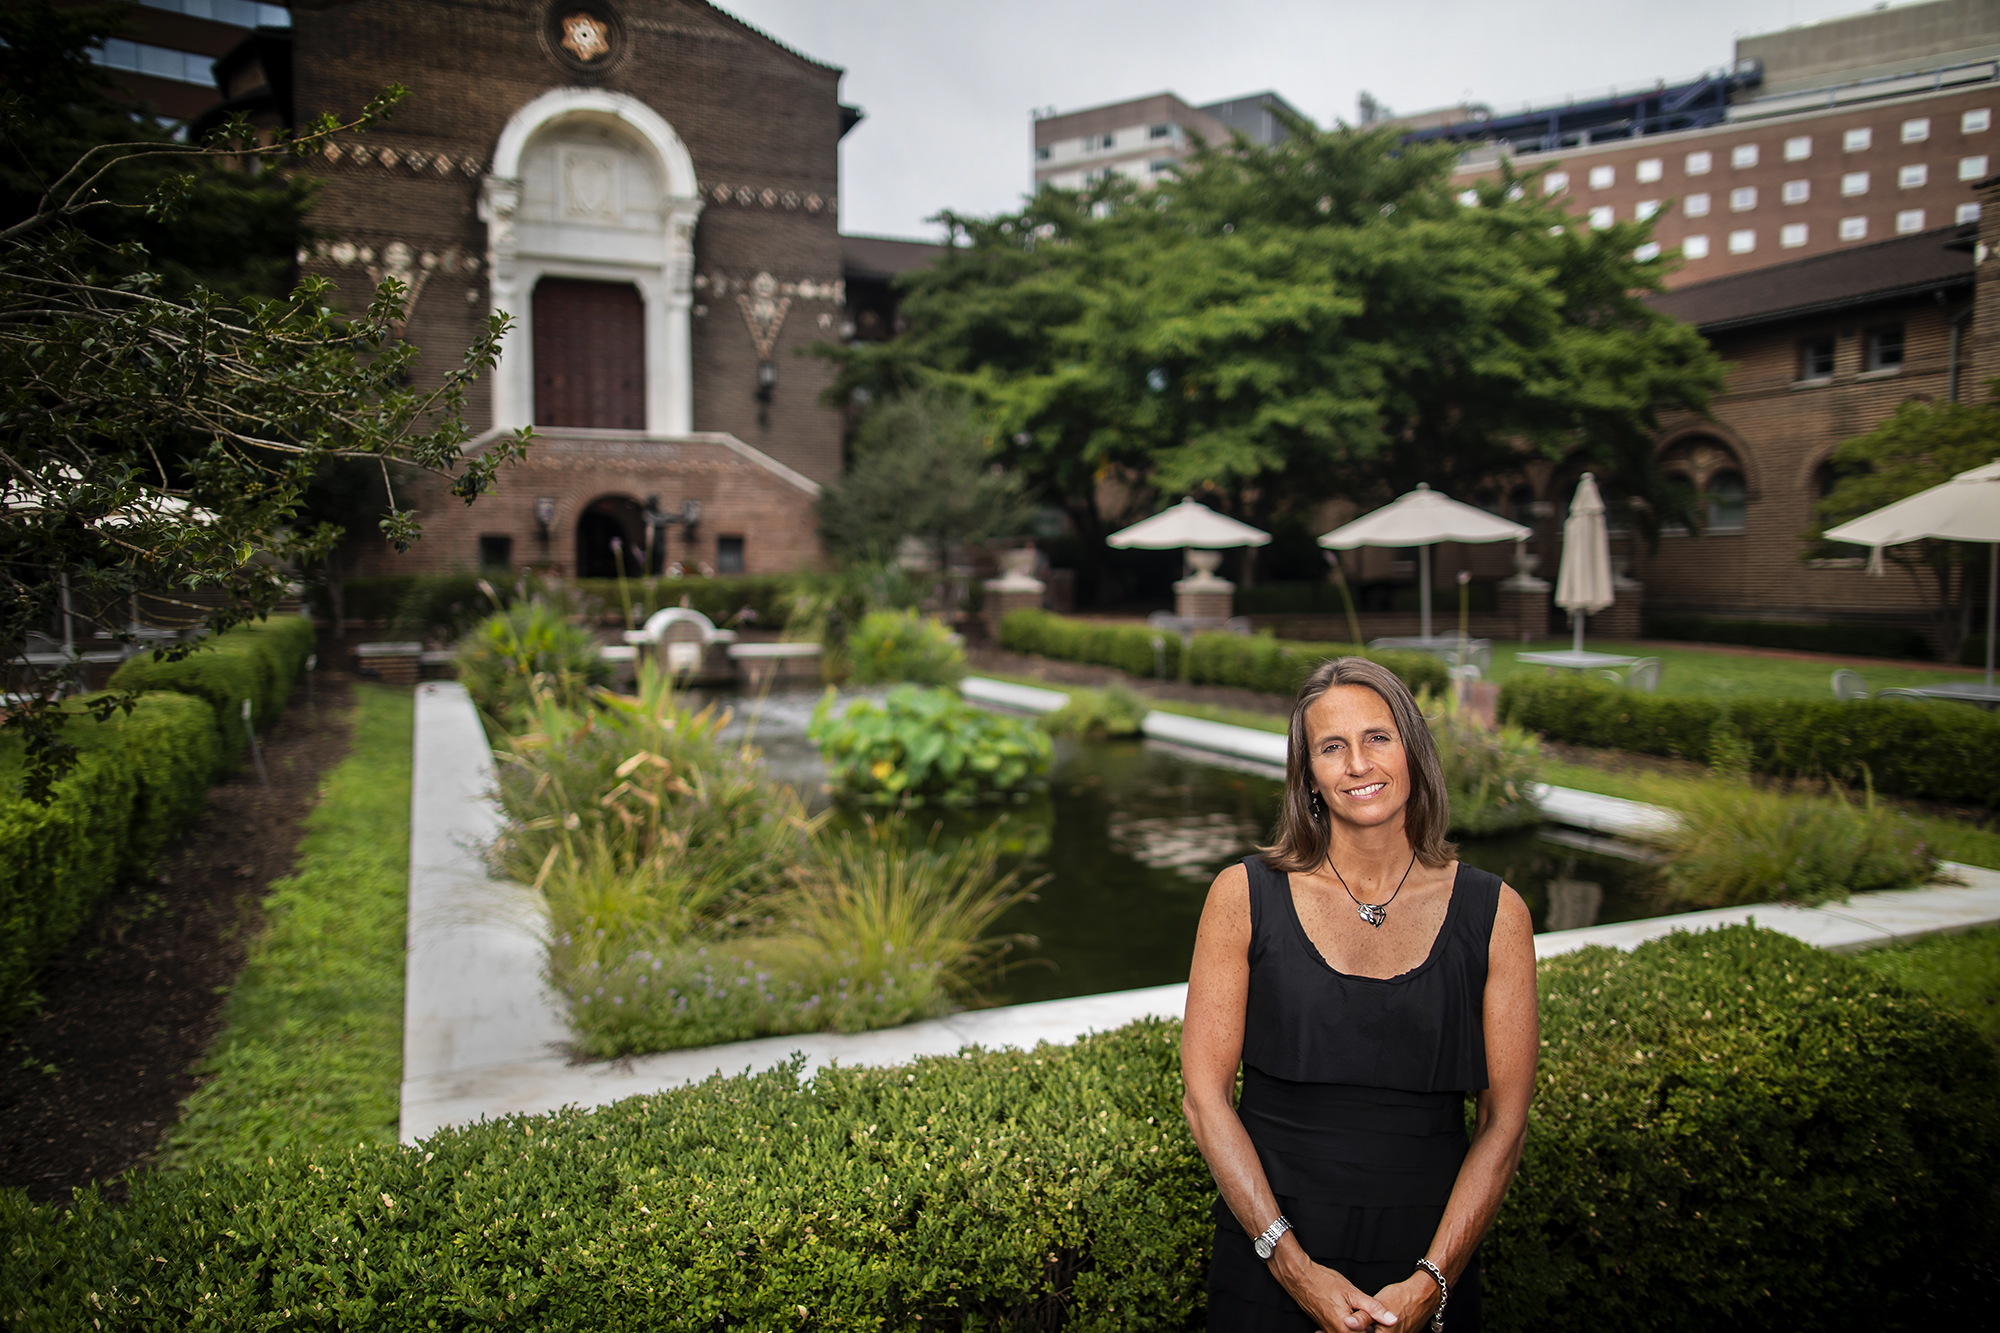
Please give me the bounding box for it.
[194,0,900,581]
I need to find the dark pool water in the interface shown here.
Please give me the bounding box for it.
[715,689,1665,1007]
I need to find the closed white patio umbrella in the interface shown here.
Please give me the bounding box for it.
[1555,473,1614,653]
[1825,458,2000,686]
[1317,483,1531,640]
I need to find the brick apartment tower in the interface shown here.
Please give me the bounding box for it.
[283,0,857,578]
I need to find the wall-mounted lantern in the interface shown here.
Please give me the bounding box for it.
[534,496,557,542]
[755,359,776,402]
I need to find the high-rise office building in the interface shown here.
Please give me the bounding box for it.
[1032,90,1306,192]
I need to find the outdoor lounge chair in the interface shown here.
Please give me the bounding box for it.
[1626,657,1661,692]
[1874,688,1926,702]
[1832,669,1870,701]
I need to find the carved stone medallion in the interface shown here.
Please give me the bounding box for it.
[560,12,611,61]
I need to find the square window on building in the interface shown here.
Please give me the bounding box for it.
[1782,178,1810,203]
[1865,324,1905,371]
[1636,157,1663,183]
[1634,241,1662,261]
[1683,234,1711,258]
[477,534,513,571]
[1730,186,1757,211]
[1844,127,1873,152]
[1149,123,1173,139]
[715,535,746,574]
[1784,135,1812,161]
[1456,188,1479,206]
[1841,171,1870,195]
[1780,222,1808,248]
[1635,199,1660,220]
[1965,108,1992,133]
[1902,117,1930,143]
[1799,336,1835,379]
[1685,191,1711,216]
[1148,159,1176,174]
[1728,229,1756,254]
[1960,154,1990,180]
[1897,208,1926,233]
[1960,201,1984,223]
[1731,143,1759,168]
[1839,215,1868,240]
[1685,150,1713,175]
[1589,164,1615,189]
[1544,170,1569,195]
[1587,205,1614,229]
[1035,146,1051,162]
[1096,133,1114,150]
[1899,163,1928,188]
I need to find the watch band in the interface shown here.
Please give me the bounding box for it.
[1252,1215,1293,1260]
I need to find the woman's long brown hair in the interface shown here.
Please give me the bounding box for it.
[1261,657,1456,874]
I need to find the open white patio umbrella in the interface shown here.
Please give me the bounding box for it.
[1317,483,1531,639]
[1107,498,1271,586]
[1554,473,1615,652]
[1825,458,2000,686]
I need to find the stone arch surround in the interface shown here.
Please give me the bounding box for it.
[481,89,704,436]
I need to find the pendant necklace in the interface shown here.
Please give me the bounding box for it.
[1329,849,1417,928]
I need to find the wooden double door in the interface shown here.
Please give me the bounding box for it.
[533,278,645,430]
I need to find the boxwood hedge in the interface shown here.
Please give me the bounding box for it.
[1496,673,2000,808]
[0,692,217,1021]
[3,928,1989,1329]
[107,617,316,768]
[998,609,1447,699]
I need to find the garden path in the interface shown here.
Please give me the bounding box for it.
[399,681,2000,1143]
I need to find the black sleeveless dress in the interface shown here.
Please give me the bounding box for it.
[1207,855,1501,1332]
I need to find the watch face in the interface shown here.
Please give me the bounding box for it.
[1254,1236,1274,1259]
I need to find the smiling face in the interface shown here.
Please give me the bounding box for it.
[1302,684,1412,834]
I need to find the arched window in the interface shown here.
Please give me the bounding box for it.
[1706,470,1747,531]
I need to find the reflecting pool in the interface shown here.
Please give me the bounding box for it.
[713,688,1665,1007]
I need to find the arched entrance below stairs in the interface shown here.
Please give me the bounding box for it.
[576,494,646,578]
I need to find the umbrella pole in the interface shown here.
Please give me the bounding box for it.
[1573,610,1584,654]
[1419,545,1432,640]
[1987,541,1996,688]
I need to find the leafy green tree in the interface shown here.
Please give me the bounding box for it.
[1,12,527,798]
[1814,395,2000,655]
[825,120,1724,600]
[817,389,1030,573]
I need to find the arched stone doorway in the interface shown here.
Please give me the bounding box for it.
[577,495,646,578]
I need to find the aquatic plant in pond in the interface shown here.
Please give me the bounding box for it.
[1425,691,1544,836]
[1039,681,1149,740]
[492,664,1044,1056]
[845,609,967,687]
[809,685,1052,807]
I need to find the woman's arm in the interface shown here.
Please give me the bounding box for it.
[1370,884,1540,1327]
[1183,865,1401,1332]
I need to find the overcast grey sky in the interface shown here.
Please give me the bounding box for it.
[714,0,1923,239]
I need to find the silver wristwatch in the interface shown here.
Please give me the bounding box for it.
[1252,1215,1293,1260]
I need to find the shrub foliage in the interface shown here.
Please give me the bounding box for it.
[810,685,1053,807]
[106,617,316,765]
[1,929,1992,1329]
[1497,673,2000,808]
[846,609,967,687]
[998,609,1448,697]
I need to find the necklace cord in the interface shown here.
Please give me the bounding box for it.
[1329,848,1418,913]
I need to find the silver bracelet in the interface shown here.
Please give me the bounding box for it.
[1414,1257,1448,1332]
[1251,1215,1292,1260]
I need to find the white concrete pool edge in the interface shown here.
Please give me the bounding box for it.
[399,678,2000,1143]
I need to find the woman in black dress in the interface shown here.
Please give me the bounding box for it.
[1183,657,1537,1331]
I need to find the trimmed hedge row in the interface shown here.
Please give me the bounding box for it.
[998,609,1448,698]
[0,693,217,1021]
[1643,614,1936,661]
[315,574,810,636]
[1,928,1990,1329]
[1497,673,2000,808]
[107,617,316,766]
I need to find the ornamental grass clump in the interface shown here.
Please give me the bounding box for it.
[493,664,1041,1057]
[809,684,1052,807]
[1424,690,1544,836]
[455,587,607,725]
[1641,775,1939,909]
[845,608,967,686]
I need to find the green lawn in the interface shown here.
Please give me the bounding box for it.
[1851,926,2000,1047]
[164,684,412,1169]
[1486,639,1981,701]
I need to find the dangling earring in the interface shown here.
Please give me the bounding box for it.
[1308,787,1325,822]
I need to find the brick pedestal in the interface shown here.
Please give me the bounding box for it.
[1174,579,1234,621]
[1496,577,1550,643]
[984,579,1046,641]
[354,640,422,686]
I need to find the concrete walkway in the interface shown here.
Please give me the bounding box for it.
[399,678,2000,1142]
